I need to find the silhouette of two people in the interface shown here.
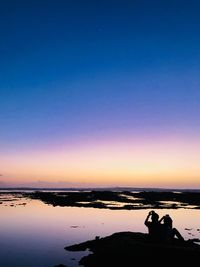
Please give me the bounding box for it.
[144,210,184,242]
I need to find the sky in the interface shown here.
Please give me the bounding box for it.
[0,0,200,188]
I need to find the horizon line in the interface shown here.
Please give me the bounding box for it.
[0,186,200,191]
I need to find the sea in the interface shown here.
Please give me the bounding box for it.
[0,189,200,267]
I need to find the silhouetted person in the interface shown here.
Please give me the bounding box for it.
[159,214,184,242]
[144,210,161,240]
[159,214,172,228]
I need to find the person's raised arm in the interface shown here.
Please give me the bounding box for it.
[159,216,165,223]
[144,212,151,226]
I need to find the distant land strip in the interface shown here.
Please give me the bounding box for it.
[6,190,199,210]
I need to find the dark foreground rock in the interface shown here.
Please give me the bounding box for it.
[65,232,200,266]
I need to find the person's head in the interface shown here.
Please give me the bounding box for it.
[150,210,159,222]
[164,214,172,220]
[163,214,173,228]
[164,214,172,222]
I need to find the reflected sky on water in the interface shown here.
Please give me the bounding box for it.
[0,194,200,267]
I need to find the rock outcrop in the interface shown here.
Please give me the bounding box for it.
[65,231,200,266]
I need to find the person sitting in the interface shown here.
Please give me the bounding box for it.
[159,214,184,242]
[144,210,161,241]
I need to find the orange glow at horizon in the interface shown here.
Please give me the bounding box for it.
[1,136,200,188]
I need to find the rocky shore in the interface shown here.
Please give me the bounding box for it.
[65,231,200,266]
[24,190,200,210]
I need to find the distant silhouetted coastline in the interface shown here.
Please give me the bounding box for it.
[1,186,200,192]
[2,189,198,210]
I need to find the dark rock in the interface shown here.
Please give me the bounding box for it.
[23,191,200,210]
[65,231,200,266]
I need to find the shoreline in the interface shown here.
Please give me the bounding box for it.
[64,231,200,266]
[2,190,199,210]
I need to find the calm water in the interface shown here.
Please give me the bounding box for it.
[0,193,200,267]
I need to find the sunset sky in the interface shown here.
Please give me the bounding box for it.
[1,0,200,188]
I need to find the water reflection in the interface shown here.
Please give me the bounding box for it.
[0,194,200,267]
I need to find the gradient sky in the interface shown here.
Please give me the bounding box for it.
[1,0,200,188]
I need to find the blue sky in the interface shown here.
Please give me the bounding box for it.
[1,1,200,187]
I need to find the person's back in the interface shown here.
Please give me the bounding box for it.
[144,211,161,241]
[160,214,184,242]
[160,215,173,241]
[163,214,173,229]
